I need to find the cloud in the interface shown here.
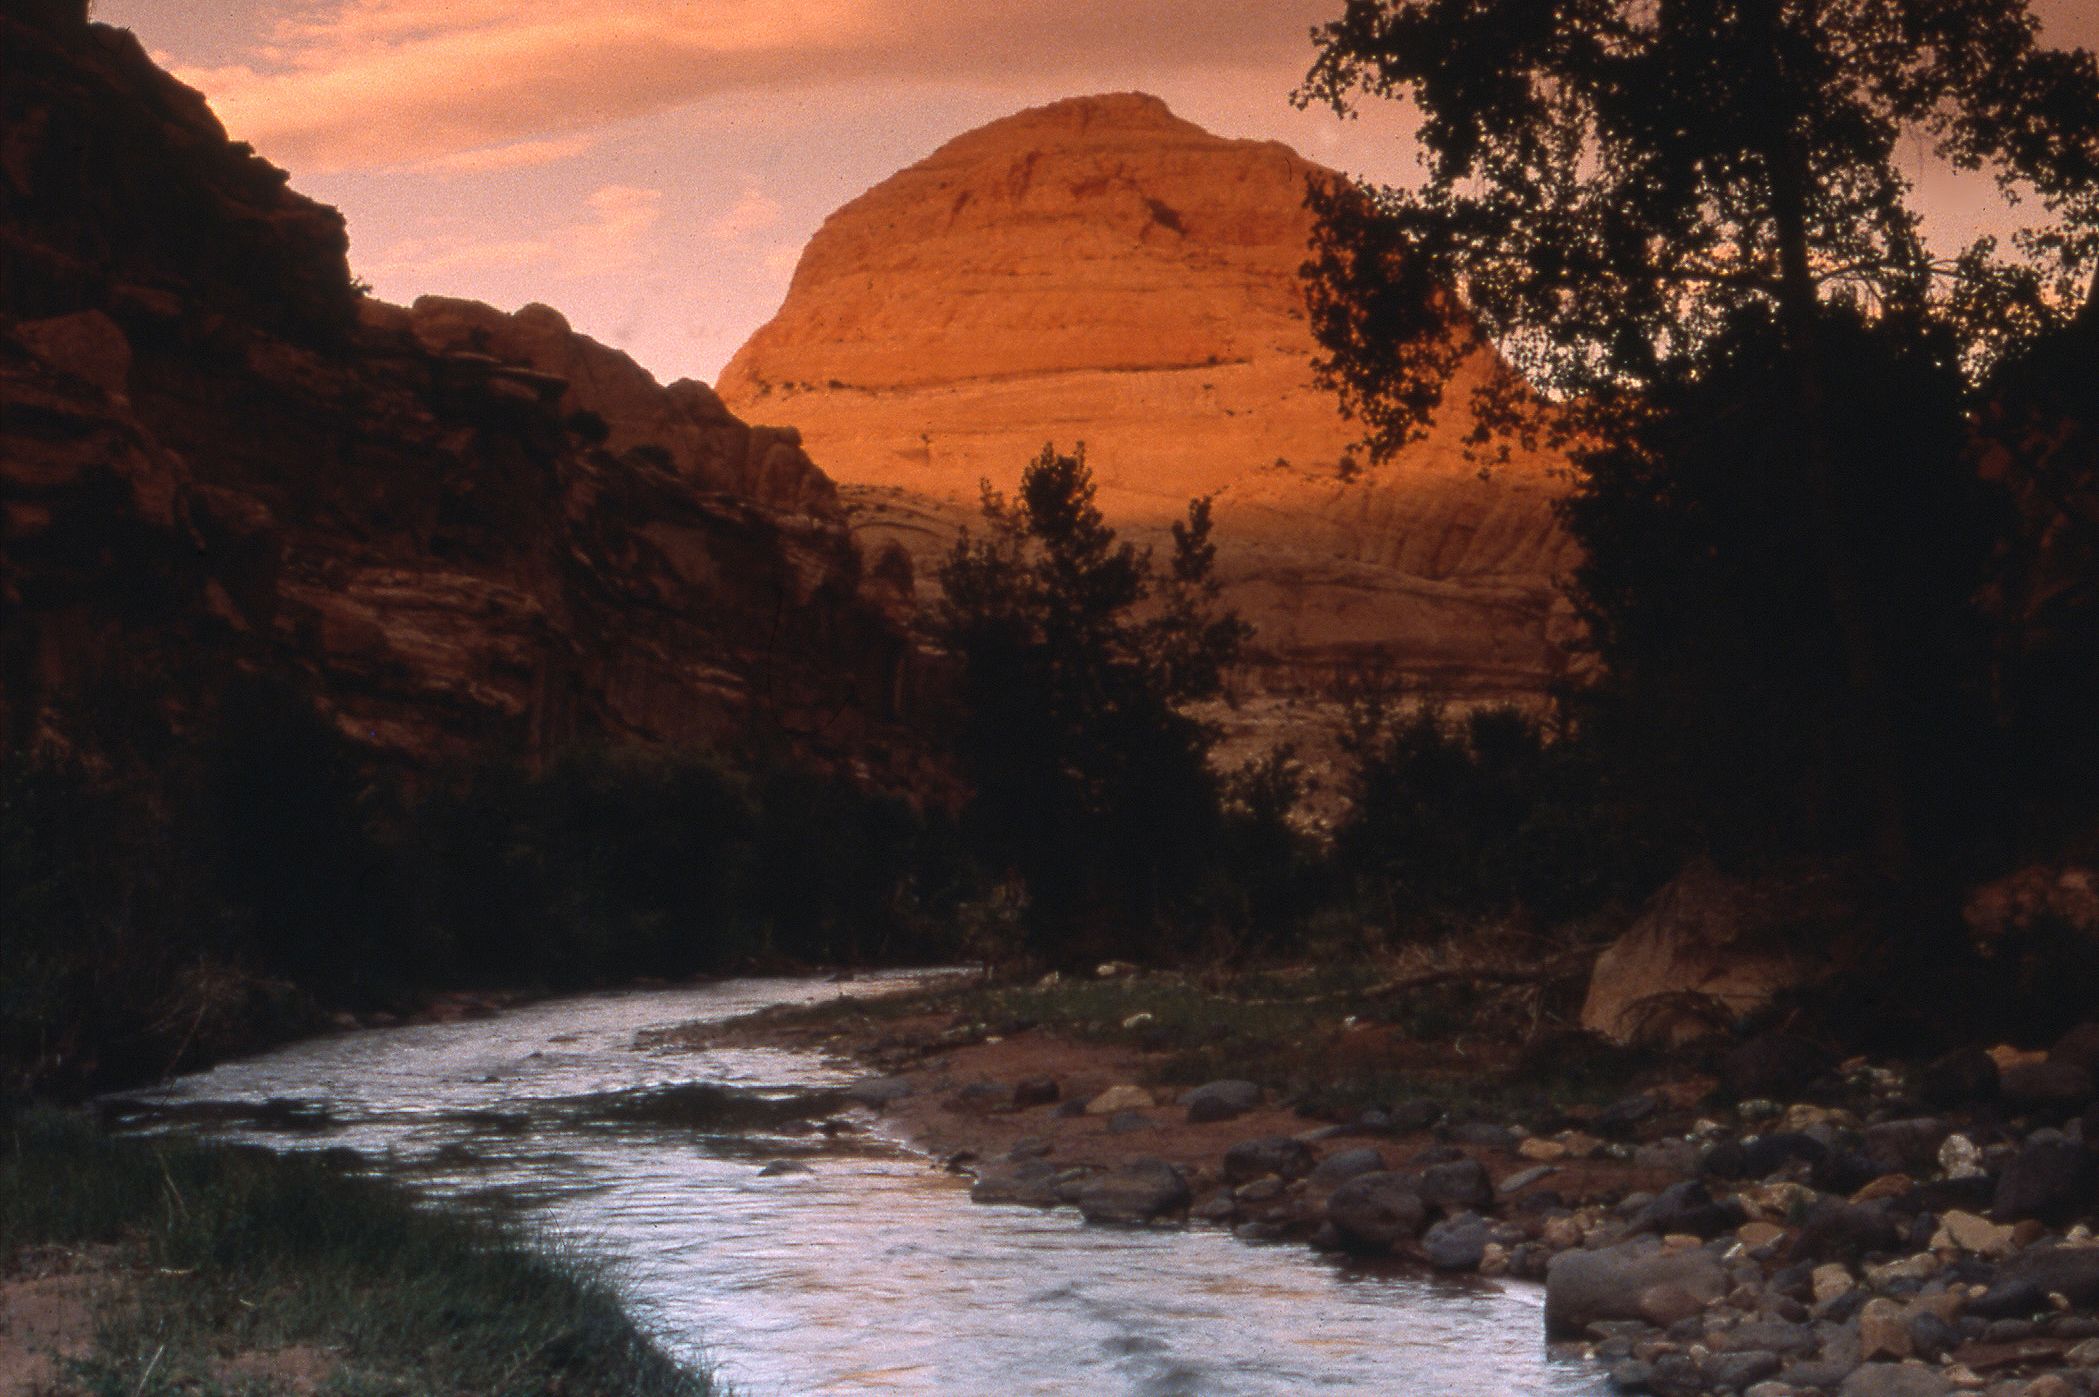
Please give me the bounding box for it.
[404,132,597,175]
[172,0,1335,173]
[707,188,784,242]
[362,181,663,279]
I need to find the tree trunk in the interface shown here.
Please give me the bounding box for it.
[1751,0,1911,882]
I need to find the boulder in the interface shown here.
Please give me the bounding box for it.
[1084,1085,1154,1115]
[1580,862,1861,1046]
[971,1159,1064,1206]
[1076,1160,1190,1225]
[1307,1146,1388,1191]
[1182,1079,1261,1124]
[1543,1240,1729,1337]
[1325,1172,1429,1253]
[1628,1180,1743,1239]
[842,1076,913,1108]
[1417,1157,1494,1215]
[1422,1212,1491,1271]
[1222,1136,1315,1185]
[1968,1243,2099,1318]
[1992,1138,2097,1224]
[2001,1060,2096,1112]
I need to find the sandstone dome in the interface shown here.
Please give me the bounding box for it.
[717,92,1579,698]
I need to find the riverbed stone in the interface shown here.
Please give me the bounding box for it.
[1836,1365,1953,1397]
[1325,1171,1429,1253]
[2002,1062,2096,1112]
[970,1158,1062,1206]
[1969,1244,2099,1317]
[1993,1139,2097,1225]
[1308,1145,1387,1191]
[1012,1075,1061,1108]
[1076,1159,1190,1225]
[1085,1084,1154,1115]
[1543,1239,1729,1337]
[1223,1136,1314,1185]
[842,1075,913,1108]
[1704,1348,1783,1389]
[1418,1157,1494,1215]
[1422,1211,1491,1271]
[1183,1079,1261,1123]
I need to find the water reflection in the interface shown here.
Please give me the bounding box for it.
[115,974,1604,1396]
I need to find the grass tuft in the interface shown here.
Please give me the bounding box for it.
[2,1107,716,1396]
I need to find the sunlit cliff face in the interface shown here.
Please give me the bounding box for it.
[91,0,2099,390]
[90,0,1421,386]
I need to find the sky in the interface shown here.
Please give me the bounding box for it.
[96,1,2099,390]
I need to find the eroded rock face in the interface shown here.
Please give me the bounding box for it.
[1,4,940,789]
[717,93,1579,703]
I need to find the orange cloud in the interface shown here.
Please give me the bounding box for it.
[362,181,663,279]
[169,0,1334,173]
[404,133,598,175]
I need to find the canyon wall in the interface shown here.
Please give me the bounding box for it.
[717,93,1581,702]
[1,3,940,791]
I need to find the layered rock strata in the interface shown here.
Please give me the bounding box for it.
[1,3,938,789]
[718,93,1580,700]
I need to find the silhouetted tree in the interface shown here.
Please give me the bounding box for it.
[1300,0,2099,878]
[937,445,1249,963]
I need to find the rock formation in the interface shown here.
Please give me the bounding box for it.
[1,2,938,789]
[717,93,1580,702]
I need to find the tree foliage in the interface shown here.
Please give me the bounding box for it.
[1300,0,2099,458]
[937,445,1250,961]
[1299,0,2099,885]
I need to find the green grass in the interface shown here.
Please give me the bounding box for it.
[1,1108,716,1396]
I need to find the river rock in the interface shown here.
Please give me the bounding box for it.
[1992,1138,2097,1225]
[1012,1075,1061,1108]
[1628,1179,1742,1239]
[1418,1157,1494,1215]
[1796,1198,1906,1264]
[1085,1085,1154,1115]
[1422,1211,1491,1271]
[1183,1079,1261,1123]
[1969,1244,2099,1318]
[1860,1297,1915,1360]
[1934,1209,2018,1257]
[1836,1365,1952,1397]
[945,1081,1013,1114]
[1076,1160,1190,1225]
[1308,1146,1387,1191]
[1325,1172,1429,1253]
[843,1076,913,1108]
[1223,1136,1314,1185]
[1864,1118,1951,1175]
[1542,1239,1728,1337]
[758,1159,813,1176]
[971,1158,1063,1206]
[2002,1061,2096,1112]
[1703,1348,1782,1389]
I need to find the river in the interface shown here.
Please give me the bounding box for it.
[110,973,1607,1396]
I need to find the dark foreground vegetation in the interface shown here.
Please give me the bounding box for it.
[0,721,973,1100]
[0,1107,710,1395]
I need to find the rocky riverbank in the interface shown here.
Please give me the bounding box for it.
[674,979,2099,1397]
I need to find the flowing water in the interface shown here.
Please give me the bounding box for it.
[112,974,1606,1396]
